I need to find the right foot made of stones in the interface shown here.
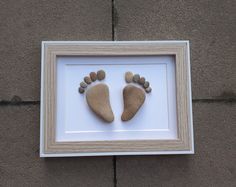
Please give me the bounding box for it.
[78,70,114,123]
[121,72,152,121]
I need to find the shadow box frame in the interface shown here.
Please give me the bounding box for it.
[40,41,194,157]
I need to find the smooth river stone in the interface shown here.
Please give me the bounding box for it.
[90,72,97,82]
[121,85,146,121]
[145,87,152,93]
[84,76,92,84]
[80,82,87,88]
[125,72,133,83]
[78,87,85,94]
[138,77,145,85]
[143,81,150,88]
[97,70,106,80]
[86,84,114,123]
[133,74,140,83]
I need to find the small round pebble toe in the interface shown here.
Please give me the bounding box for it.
[138,77,145,85]
[97,70,106,80]
[143,81,150,88]
[79,87,85,94]
[80,82,87,88]
[145,87,152,93]
[125,72,133,83]
[84,76,92,84]
[90,72,97,82]
[133,74,140,83]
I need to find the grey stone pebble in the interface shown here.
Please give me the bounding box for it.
[125,72,133,83]
[145,87,152,93]
[84,76,92,84]
[80,82,87,88]
[90,72,97,82]
[143,81,150,88]
[138,77,145,85]
[78,87,85,94]
[97,70,106,80]
[133,74,140,83]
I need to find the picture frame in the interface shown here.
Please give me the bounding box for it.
[40,41,194,157]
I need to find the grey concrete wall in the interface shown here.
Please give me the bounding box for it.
[0,0,235,186]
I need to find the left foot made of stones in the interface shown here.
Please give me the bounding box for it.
[78,70,114,123]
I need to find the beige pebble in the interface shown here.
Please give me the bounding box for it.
[145,87,152,93]
[80,82,87,88]
[133,74,140,83]
[125,72,133,83]
[78,87,85,94]
[138,77,145,85]
[143,81,150,88]
[84,76,92,84]
[97,70,106,80]
[86,84,114,123]
[121,85,146,121]
[90,72,97,82]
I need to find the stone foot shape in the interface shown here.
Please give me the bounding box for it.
[78,70,114,123]
[121,72,152,121]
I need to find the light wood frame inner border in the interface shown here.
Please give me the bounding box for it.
[41,41,193,154]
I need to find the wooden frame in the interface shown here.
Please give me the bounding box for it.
[40,41,194,157]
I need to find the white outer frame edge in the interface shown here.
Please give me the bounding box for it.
[187,41,195,154]
[40,40,194,157]
[40,41,45,157]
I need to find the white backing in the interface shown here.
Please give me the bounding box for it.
[56,56,177,142]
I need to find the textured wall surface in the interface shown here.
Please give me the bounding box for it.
[0,0,235,186]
